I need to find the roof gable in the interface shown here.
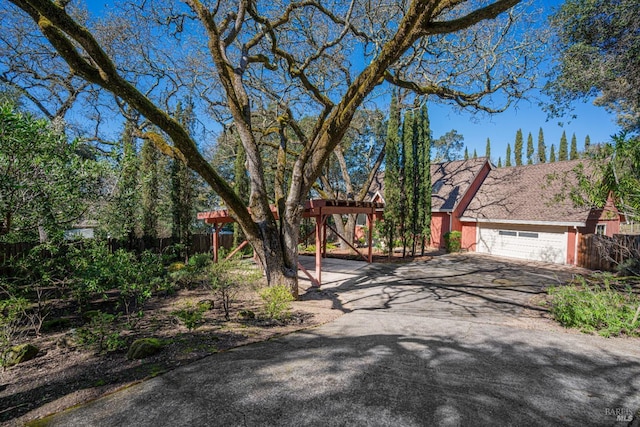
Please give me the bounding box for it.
[368,158,490,212]
[430,158,489,211]
[462,160,598,225]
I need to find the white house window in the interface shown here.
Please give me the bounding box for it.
[596,224,606,235]
[518,232,539,238]
[499,230,517,236]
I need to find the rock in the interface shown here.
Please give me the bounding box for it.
[5,343,39,367]
[127,338,163,360]
[56,331,81,350]
[238,309,255,320]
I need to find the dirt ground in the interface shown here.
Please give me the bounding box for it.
[0,276,344,427]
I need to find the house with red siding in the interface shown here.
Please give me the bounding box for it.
[369,157,492,250]
[460,159,623,265]
[369,158,623,265]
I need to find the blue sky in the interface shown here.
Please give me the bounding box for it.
[427,95,619,163]
[421,0,621,163]
[84,0,620,163]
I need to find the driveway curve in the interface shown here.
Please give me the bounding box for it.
[37,254,640,427]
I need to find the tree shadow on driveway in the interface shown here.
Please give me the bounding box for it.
[41,316,640,427]
[324,253,580,318]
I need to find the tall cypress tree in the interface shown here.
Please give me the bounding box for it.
[141,137,161,241]
[550,144,556,162]
[584,135,591,155]
[537,127,546,163]
[526,132,534,165]
[570,133,578,160]
[464,147,469,160]
[473,149,478,159]
[558,130,568,161]
[105,121,140,241]
[485,138,491,159]
[401,109,415,256]
[170,100,197,250]
[233,137,250,247]
[514,129,523,165]
[383,92,402,257]
[505,143,512,167]
[417,103,432,255]
[497,157,502,168]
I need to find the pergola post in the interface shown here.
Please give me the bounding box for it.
[315,212,322,286]
[367,211,374,263]
[322,217,328,258]
[212,224,220,263]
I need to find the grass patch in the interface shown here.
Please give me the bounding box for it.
[548,274,640,337]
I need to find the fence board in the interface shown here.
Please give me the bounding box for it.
[577,234,640,272]
[0,233,235,265]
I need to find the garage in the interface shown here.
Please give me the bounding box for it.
[476,223,568,264]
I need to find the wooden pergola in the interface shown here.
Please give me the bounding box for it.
[197,199,384,287]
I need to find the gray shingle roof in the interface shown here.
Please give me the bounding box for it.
[430,158,488,211]
[368,158,489,212]
[462,159,595,225]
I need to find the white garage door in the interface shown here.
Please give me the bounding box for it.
[477,224,568,264]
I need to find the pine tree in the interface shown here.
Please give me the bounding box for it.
[473,149,477,159]
[497,157,502,167]
[514,129,523,165]
[464,147,469,160]
[558,130,568,161]
[485,138,491,159]
[505,143,512,167]
[526,132,534,165]
[570,133,578,160]
[537,127,546,163]
[417,104,432,255]
[550,144,556,162]
[383,92,402,257]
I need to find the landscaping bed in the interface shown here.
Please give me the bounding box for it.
[0,280,342,426]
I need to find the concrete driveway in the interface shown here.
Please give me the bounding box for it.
[38,254,640,426]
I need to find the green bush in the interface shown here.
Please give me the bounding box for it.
[0,297,28,367]
[548,275,640,337]
[172,301,210,331]
[260,285,295,320]
[76,311,127,353]
[444,231,462,253]
[188,253,212,271]
[209,261,239,321]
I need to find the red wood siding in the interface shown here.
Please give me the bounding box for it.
[430,213,450,248]
[461,222,477,252]
[451,161,491,234]
[567,227,578,265]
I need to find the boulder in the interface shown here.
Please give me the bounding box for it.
[127,338,163,360]
[5,343,39,367]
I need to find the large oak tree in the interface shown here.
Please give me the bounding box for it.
[4,0,543,295]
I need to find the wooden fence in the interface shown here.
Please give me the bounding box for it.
[577,234,640,271]
[0,241,36,265]
[0,233,234,265]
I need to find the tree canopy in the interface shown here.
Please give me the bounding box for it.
[0,103,102,242]
[546,0,640,133]
[3,0,544,294]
